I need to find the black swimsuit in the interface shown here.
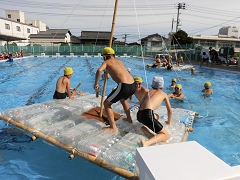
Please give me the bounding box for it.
[106,82,136,103]
[137,109,163,133]
[53,91,67,99]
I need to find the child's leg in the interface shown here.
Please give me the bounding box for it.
[120,98,132,123]
[141,127,170,147]
[102,99,118,133]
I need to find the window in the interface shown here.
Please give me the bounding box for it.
[151,41,160,46]
[17,19,20,22]
[27,28,30,33]
[235,42,240,48]
[5,23,10,30]
[16,26,21,32]
[7,14,11,18]
[219,42,231,47]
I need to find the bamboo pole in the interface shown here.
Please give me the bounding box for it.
[99,0,119,117]
[0,114,139,180]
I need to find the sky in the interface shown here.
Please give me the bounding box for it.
[1,0,240,43]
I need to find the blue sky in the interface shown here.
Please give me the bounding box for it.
[1,0,240,43]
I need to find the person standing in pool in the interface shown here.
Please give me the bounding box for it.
[136,76,173,147]
[202,81,213,94]
[168,84,185,100]
[53,67,83,100]
[170,78,177,89]
[94,47,136,133]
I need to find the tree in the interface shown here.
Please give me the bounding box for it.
[172,30,193,45]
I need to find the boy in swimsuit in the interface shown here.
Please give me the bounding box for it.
[170,78,177,89]
[202,81,213,94]
[168,84,185,100]
[53,67,83,100]
[94,47,136,133]
[191,67,196,74]
[136,76,173,147]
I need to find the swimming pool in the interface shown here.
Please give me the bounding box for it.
[0,56,239,179]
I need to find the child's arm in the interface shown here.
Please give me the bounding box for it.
[66,79,73,99]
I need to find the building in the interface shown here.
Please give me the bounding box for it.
[78,31,116,45]
[192,26,240,52]
[140,33,167,46]
[29,29,72,45]
[0,10,46,46]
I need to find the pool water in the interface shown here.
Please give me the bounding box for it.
[0,56,240,179]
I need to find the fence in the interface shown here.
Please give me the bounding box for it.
[1,44,204,61]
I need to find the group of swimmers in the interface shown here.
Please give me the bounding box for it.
[0,50,24,61]
[147,54,185,70]
[53,46,213,147]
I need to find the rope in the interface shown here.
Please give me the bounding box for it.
[52,0,83,40]
[133,0,158,145]
[93,0,109,52]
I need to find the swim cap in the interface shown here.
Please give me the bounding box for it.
[152,76,164,89]
[204,81,211,88]
[175,84,182,89]
[170,55,172,58]
[127,68,131,72]
[102,47,115,56]
[134,76,143,83]
[172,78,177,82]
[162,56,165,58]
[191,68,195,71]
[64,67,73,75]
[147,64,151,67]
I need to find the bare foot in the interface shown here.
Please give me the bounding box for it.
[141,126,154,139]
[102,127,118,133]
[122,117,132,123]
[165,120,173,125]
[141,139,148,147]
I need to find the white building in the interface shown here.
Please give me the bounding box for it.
[0,10,47,46]
[192,26,240,52]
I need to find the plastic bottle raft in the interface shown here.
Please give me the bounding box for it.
[0,93,195,179]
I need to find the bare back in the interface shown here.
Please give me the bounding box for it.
[140,89,170,111]
[103,57,134,84]
[56,76,70,93]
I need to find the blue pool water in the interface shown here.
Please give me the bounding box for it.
[0,56,240,179]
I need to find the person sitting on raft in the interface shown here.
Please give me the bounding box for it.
[53,67,83,100]
[147,57,161,68]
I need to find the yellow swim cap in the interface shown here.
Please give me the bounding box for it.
[175,84,182,89]
[102,47,115,56]
[192,68,195,71]
[170,55,172,58]
[204,81,211,88]
[134,76,143,83]
[172,78,177,82]
[64,67,73,75]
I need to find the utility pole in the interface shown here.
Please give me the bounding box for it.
[176,3,186,32]
[122,33,130,45]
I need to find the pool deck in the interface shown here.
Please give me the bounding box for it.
[188,61,240,73]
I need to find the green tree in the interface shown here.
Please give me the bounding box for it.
[172,30,193,45]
